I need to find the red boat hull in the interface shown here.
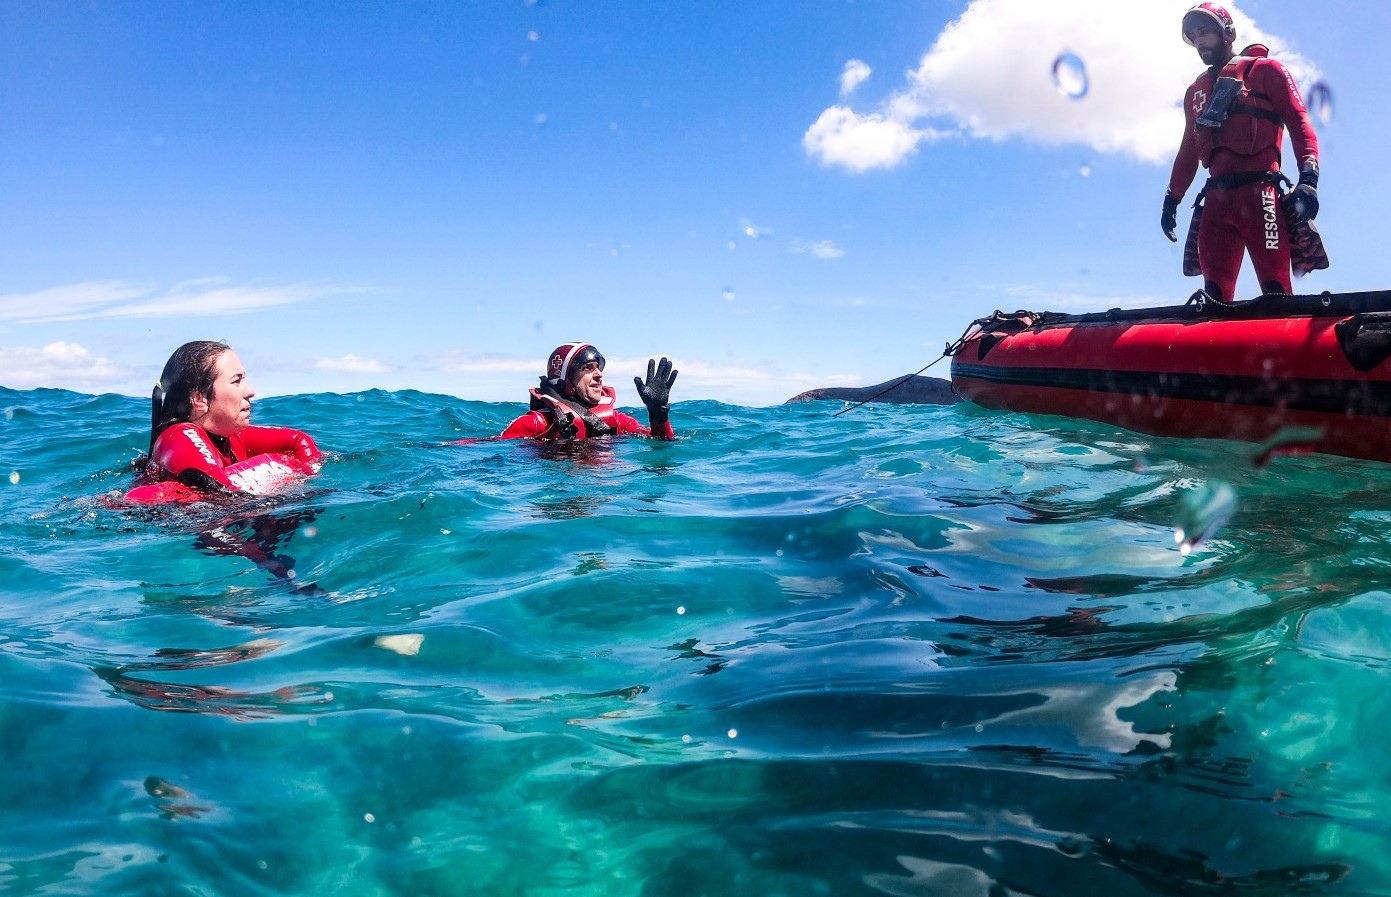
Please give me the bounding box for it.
[950,292,1391,462]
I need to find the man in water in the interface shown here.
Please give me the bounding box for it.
[1160,2,1321,303]
[500,342,678,440]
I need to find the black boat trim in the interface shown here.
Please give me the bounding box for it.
[950,363,1391,418]
[978,290,1391,332]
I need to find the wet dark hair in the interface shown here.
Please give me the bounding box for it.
[148,340,230,452]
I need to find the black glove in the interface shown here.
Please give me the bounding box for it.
[1290,167,1319,222]
[634,357,678,424]
[1161,191,1180,243]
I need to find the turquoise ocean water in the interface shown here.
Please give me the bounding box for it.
[3,385,1390,896]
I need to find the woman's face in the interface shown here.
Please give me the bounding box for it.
[190,350,254,436]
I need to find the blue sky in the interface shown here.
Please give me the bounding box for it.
[1,0,1385,406]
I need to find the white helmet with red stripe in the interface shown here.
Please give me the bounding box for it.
[1182,2,1236,46]
[546,342,605,388]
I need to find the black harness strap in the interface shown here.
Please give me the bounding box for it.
[530,380,618,438]
[1228,102,1283,123]
[1207,170,1286,191]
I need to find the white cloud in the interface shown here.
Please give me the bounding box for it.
[790,239,845,259]
[840,59,872,96]
[315,354,392,374]
[420,350,856,406]
[967,282,1177,313]
[0,281,153,321]
[803,106,933,173]
[430,353,861,403]
[804,0,1320,171]
[0,342,127,389]
[435,354,542,375]
[0,278,358,322]
[618,357,859,394]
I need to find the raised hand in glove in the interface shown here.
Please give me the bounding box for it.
[1161,191,1180,242]
[634,356,678,424]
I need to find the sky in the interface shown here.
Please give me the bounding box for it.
[1,0,1387,407]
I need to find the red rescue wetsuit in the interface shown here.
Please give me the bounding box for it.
[1168,45,1319,302]
[145,422,322,494]
[500,385,674,440]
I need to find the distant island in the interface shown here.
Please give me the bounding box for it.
[785,374,958,405]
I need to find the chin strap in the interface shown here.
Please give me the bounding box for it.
[148,380,166,454]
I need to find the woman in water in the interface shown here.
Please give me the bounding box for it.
[135,340,322,498]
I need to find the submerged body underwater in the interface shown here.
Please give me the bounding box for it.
[3,386,1388,896]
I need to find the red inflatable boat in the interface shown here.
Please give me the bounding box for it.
[949,291,1391,462]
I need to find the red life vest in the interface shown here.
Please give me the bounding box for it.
[122,423,321,504]
[123,453,315,504]
[1189,44,1283,163]
[526,383,621,439]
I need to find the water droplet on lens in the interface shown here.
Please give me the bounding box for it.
[727,728,738,739]
[1052,51,1089,99]
[1174,481,1237,554]
[7,471,18,485]
[533,112,547,126]
[722,287,735,301]
[1307,80,1333,125]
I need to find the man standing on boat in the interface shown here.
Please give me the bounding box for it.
[1160,2,1321,303]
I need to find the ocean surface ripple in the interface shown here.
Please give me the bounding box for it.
[3,386,1389,896]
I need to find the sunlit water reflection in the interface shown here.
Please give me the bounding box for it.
[2,387,1388,895]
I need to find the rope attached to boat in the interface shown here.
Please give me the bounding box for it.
[831,315,1005,417]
